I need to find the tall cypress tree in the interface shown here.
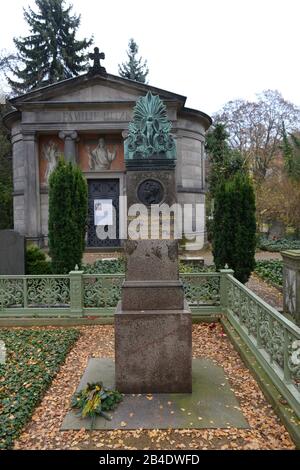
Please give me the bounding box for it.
[48,160,87,274]
[7,0,93,94]
[205,123,244,197]
[118,38,149,83]
[212,173,256,284]
[282,121,294,176]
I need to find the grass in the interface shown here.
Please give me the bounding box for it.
[0,328,80,449]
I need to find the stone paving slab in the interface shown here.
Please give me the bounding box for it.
[61,358,249,430]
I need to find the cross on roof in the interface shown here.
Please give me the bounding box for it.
[88,47,107,76]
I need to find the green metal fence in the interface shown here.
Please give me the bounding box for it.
[0,268,299,418]
[0,271,221,317]
[0,274,71,316]
[224,271,300,419]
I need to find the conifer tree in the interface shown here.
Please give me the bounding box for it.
[118,38,149,83]
[282,121,294,175]
[7,0,93,94]
[205,123,244,197]
[212,173,256,284]
[48,160,87,274]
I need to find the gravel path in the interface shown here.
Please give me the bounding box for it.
[14,324,294,450]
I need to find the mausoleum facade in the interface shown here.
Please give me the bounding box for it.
[4,68,211,250]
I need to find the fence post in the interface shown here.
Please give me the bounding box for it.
[69,266,84,316]
[219,268,234,312]
[23,277,28,309]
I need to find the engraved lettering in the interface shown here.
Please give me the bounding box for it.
[59,110,132,123]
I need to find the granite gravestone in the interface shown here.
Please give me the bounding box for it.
[282,250,300,326]
[115,92,192,394]
[0,230,25,275]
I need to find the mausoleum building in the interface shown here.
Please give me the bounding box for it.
[4,59,211,250]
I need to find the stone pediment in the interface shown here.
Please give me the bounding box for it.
[10,73,187,108]
[47,82,144,103]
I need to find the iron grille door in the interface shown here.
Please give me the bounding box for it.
[87,179,120,248]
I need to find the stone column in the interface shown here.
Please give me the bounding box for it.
[281,250,300,326]
[11,122,26,235]
[201,141,206,190]
[58,131,78,163]
[23,131,41,243]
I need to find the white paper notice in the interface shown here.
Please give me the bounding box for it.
[94,199,113,226]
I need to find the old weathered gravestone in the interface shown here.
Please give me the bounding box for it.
[0,230,25,275]
[282,250,300,326]
[115,92,192,393]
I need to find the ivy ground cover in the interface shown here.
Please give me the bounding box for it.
[254,260,283,288]
[13,325,294,450]
[0,328,80,449]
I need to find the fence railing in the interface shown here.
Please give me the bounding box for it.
[0,271,221,316]
[224,271,300,419]
[0,274,71,316]
[1,269,299,418]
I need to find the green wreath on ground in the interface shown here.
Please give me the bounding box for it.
[71,382,123,423]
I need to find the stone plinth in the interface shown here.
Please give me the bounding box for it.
[281,250,300,325]
[115,301,192,393]
[62,358,249,430]
[122,280,184,311]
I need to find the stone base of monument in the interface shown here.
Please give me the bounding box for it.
[61,358,249,431]
[121,280,184,311]
[115,301,192,393]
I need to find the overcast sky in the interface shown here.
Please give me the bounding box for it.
[0,0,299,115]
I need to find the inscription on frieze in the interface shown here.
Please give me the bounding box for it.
[31,110,133,124]
[62,110,132,122]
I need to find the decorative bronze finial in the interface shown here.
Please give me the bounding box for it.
[124,91,176,163]
[88,47,107,76]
